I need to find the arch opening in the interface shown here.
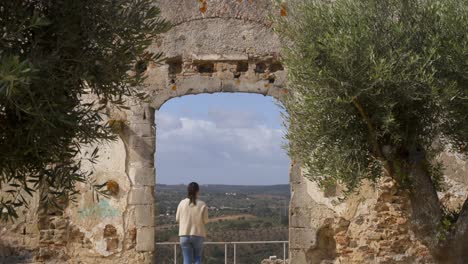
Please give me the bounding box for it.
[153,93,290,263]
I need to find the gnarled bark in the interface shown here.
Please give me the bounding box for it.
[443,198,468,263]
[406,157,443,251]
[405,154,468,263]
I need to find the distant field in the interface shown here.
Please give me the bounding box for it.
[209,213,257,222]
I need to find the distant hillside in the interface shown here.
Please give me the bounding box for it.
[155,184,290,195]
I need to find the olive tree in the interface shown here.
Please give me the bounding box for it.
[0,0,170,220]
[274,0,467,262]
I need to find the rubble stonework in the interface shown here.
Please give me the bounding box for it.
[0,1,467,263]
[330,178,435,264]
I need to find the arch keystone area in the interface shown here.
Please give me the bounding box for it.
[148,54,288,110]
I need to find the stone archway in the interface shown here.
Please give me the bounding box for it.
[134,52,296,257]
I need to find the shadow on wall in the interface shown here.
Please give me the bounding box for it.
[0,242,35,264]
[306,225,337,264]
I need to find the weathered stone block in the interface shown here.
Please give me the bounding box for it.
[129,104,152,119]
[39,230,55,243]
[136,227,155,252]
[53,229,68,242]
[135,205,155,227]
[177,76,222,92]
[125,228,137,250]
[290,207,312,228]
[128,159,154,169]
[289,228,316,249]
[25,223,39,235]
[192,54,248,61]
[128,187,154,205]
[289,249,308,264]
[106,237,119,251]
[289,162,303,184]
[128,123,154,138]
[290,184,314,208]
[127,146,155,164]
[128,167,155,186]
[128,135,155,150]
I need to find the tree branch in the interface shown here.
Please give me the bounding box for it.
[351,97,397,177]
[351,97,384,160]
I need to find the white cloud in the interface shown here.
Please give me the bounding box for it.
[154,111,289,185]
[156,112,182,131]
[207,108,262,128]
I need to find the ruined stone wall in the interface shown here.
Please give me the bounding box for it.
[0,1,467,264]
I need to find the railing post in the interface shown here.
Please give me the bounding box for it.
[233,243,237,264]
[225,243,228,264]
[283,242,286,264]
[174,244,177,264]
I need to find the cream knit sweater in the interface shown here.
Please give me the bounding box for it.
[176,198,209,237]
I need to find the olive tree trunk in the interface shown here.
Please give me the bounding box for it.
[407,158,442,246]
[404,154,468,263]
[443,198,468,263]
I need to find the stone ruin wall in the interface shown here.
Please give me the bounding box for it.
[1,1,467,263]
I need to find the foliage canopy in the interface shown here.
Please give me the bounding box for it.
[0,0,170,220]
[274,0,467,192]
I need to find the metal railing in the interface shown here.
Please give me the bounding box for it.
[156,241,288,264]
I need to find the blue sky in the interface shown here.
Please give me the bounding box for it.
[154,93,289,185]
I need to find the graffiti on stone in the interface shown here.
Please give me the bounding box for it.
[78,200,120,219]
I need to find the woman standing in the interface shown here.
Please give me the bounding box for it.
[176,182,209,264]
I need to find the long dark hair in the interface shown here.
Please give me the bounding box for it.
[187,182,199,205]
